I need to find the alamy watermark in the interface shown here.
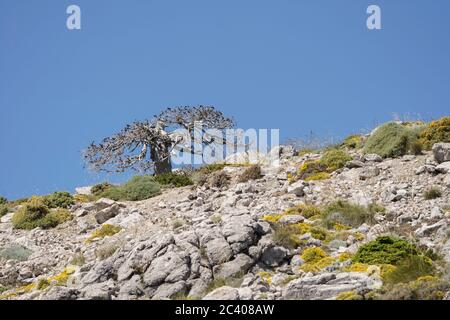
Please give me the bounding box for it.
[66,4,382,31]
[169,122,280,167]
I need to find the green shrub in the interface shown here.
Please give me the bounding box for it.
[292,149,351,182]
[42,191,75,209]
[320,149,352,171]
[296,160,328,181]
[0,245,33,261]
[409,140,423,155]
[86,224,122,243]
[284,204,322,219]
[364,122,422,158]
[96,244,119,260]
[198,163,227,174]
[100,175,161,201]
[423,187,442,200]
[272,225,304,249]
[37,278,50,290]
[208,171,230,188]
[322,200,384,229]
[12,197,50,230]
[38,208,73,229]
[91,182,113,196]
[384,256,434,284]
[420,117,450,149]
[0,204,9,217]
[352,236,421,265]
[0,196,7,205]
[11,197,72,230]
[340,135,364,149]
[154,172,193,187]
[238,165,262,183]
[70,253,86,266]
[374,276,450,300]
[301,247,328,263]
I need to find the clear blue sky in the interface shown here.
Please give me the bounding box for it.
[1,0,449,199]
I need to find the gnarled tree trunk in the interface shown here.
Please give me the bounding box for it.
[151,144,172,174]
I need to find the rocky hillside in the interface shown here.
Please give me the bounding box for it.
[0,126,450,300]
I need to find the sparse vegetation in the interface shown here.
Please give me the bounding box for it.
[172,219,185,229]
[283,204,322,219]
[91,182,113,196]
[272,225,304,248]
[100,175,161,201]
[419,117,450,149]
[320,149,352,172]
[154,172,193,188]
[0,196,7,205]
[37,278,50,290]
[12,197,72,230]
[96,244,119,260]
[300,247,335,273]
[0,245,33,261]
[86,224,122,243]
[238,165,262,183]
[38,208,73,229]
[42,191,75,209]
[291,149,352,182]
[210,215,222,224]
[364,122,422,158]
[423,187,442,200]
[383,255,434,284]
[340,135,364,149]
[336,291,363,300]
[70,253,86,266]
[207,171,230,188]
[322,200,385,229]
[373,276,450,300]
[0,204,9,217]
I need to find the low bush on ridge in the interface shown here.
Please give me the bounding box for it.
[321,200,385,229]
[11,197,73,230]
[153,172,193,187]
[363,122,423,158]
[99,175,161,201]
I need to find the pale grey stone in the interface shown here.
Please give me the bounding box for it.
[433,143,450,163]
[203,286,240,300]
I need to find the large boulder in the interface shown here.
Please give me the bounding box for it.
[287,180,308,197]
[433,143,450,164]
[205,238,234,265]
[283,272,378,300]
[143,250,191,287]
[212,254,254,279]
[436,162,450,174]
[94,204,121,224]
